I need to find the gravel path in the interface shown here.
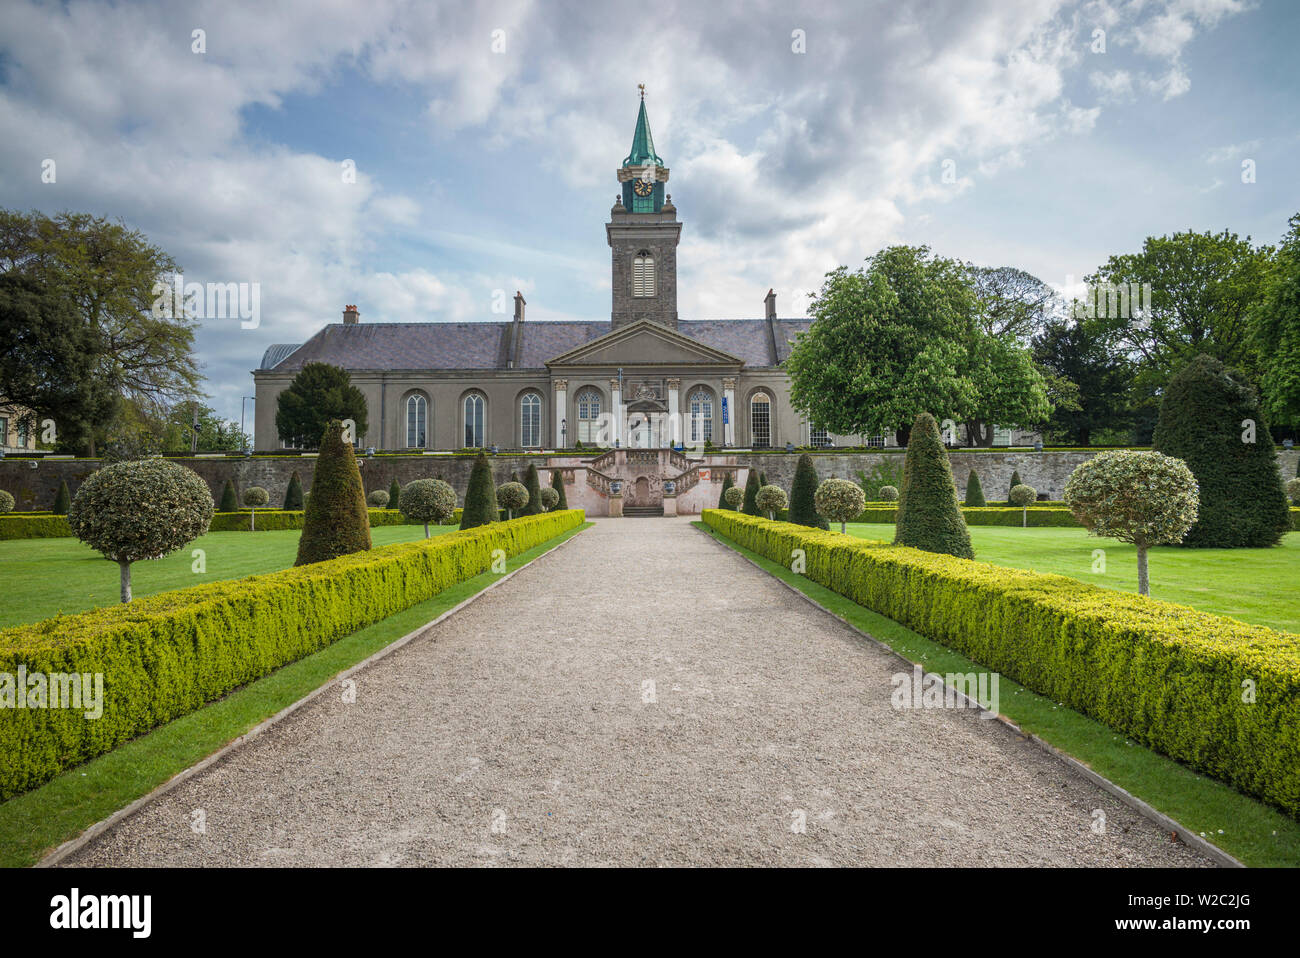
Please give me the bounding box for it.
[60,517,1209,867]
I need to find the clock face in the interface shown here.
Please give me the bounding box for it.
[633,178,653,197]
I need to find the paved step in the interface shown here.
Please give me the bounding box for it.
[622,506,665,518]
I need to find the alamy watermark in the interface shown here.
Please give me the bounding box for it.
[0,667,104,719]
[151,273,261,329]
[891,665,999,718]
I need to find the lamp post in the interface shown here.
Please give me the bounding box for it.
[561,418,567,449]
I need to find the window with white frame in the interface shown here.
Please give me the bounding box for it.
[866,434,887,448]
[576,389,601,443]
[520,392,541,448]
[688,389,713,444]
[809,425,831,448]
[405,394,427,448]
[463,394,485,448]
[750,393,771,448]
[632,251,655,297]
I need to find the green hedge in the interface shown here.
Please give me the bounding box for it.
[0,515,72,539]
[0,508,417,540]
[0,509,585,799]
[701,510,1300,817]
[771,503,1084,527]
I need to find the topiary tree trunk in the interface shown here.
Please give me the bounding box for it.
[893,412,974,559]
[294,420,372,566]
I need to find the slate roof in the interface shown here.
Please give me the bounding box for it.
[260,318,813,373]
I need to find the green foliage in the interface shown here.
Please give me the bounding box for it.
[540,486,560,511]
[0,491,13,513]
[294,420,372,566]
[522,463,543,516]
[755,484,788,519]
[814,477,865,532]
[741,469,761,516]
[460,450,497,530]
[52,480,70,515]
[399,478,457,536]
[219,478,238,512]
[893,412,974,559]
[702,509,1300,818]
[1006,469,1022,504]
[0,510,585,800]
[716,472,734,509]
[497,481,529,518]
[788,454,826,528]
[367,490,390,508]
[1251,213,1300,428]
[243,486,269,508]
[1032,317,1131,445]
[274,362,368,449]
[550,468,568,510]
[1287,477,1300,505]
[878,485,898,502]
[1008,484,1036,507]
[856,459,904,500]
[283,470,304,510]
[388,478,402,507]
[1152,354,1290,548]
[723,485,744,509]
[963,469,986,507]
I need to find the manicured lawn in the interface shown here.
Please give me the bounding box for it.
[846,523,1300,633]
[0,525,450,628]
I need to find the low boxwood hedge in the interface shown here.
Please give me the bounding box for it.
[772,503,1085,527]
[0,509,585,799]
[701,510,1300,817]
[0,508,418,540]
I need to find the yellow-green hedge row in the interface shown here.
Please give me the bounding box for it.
[702,509,1300,817]
[0,509,585,799]
[849,505,1083,527]
[0,508,417,540]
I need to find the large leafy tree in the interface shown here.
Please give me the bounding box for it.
[275,362,368,449]
[1031,317,1132,445]
[0,210,200,453]
[107,398,248,459]
[1250,213,1300,429]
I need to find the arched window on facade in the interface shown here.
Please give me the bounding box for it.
[576,389,602,444]
[688,389,713,444]
[463,394,485,448]
[632,251,656,298]
[520,392,541,448]
[750,392,772,448]
[406,394,427,448]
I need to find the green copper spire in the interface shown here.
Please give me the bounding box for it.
[622,91,663,168]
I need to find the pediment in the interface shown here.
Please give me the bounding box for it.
[547,320,742,367]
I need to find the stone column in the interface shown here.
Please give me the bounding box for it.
[609,377,623,446]
[722,377,737,447]
[666,377,681,446]
[553,379,568,448]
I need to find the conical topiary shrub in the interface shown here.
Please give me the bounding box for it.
[388,477,402,508]
[964,469,986,507]
[893,411,974,559]
[219,478,238,512]
[283,470,304,510]
[460,450,497,529]
[741,469,762,516]
[788,454,827,528]
[717,472,734,509]
[52,479,71,515]
[550,468,568,510]
[1152,353,1291,548]
[522,463,543,516]
[1005,469,1022,506]
[294,420,372,566]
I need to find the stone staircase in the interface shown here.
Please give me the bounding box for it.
[622,504,665,518]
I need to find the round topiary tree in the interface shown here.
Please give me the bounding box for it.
[460,450,497,530]
[540,486,560,511]
[497,481,529,520]
[283,470,304,510]
[716,472,734,509]
[1005,469,1022,506]
[1287,476,1300,505]
[1065,450,1199,596]
[53,480,71,515]
[399,478,456,537]
[788,454,826,528]
[0,490,14,514]
[243,486,269,530]
[549,468,568,510]
[294,420,372,566]
[218,478,239,512]
[723,485,744,510]
[66,458,214,602]
[755,484,788,520]
[1008,483,1036,527]
[388,477,402,508]
[741,469,762,516]
[522,463,544,516]
[894,412,974,559]
[814,477,866,533]
[964,469,986,507]
[878,485,899,502]
[367,489,390,508]
[1151,353,1291,548]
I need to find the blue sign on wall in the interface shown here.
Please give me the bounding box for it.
[721,397,729,424]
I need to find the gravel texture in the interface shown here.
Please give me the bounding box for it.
[61,517,1210,867]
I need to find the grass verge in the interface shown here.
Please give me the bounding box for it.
[0,521,592,868]
[695,520,1300,868]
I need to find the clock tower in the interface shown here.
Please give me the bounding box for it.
[607,88,681,330]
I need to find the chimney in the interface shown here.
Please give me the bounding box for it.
[764,288,777,321]
[508,291,526,368]
[513,291,526,322]
[764,289,779,364]
[342,304,359,325]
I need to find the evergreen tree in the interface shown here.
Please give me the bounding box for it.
[759,471,768,488]
[219,478,238,512]
[741,469,762,516]
[274,362,368,449]
[294,420,372,565]
[894,412,974,558]
[1152,354,1290,547]
[1006,469,1022,505]
[550,468,569,510]
[964,469,986,507]
[460,450,497,529]
[788,454,827,528]
[388,477,402,508]
[717,472,734,509]
[283,470,304,510]
[522,463,543,516]
[52,479,71,515]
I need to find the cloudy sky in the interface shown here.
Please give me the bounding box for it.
[1,0,1294,426]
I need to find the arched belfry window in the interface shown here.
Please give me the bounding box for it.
[632,250,655,298]
[520,392,541,448]
[406,394,427,448]
[464,394,485,448]
[750,393,772,448]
